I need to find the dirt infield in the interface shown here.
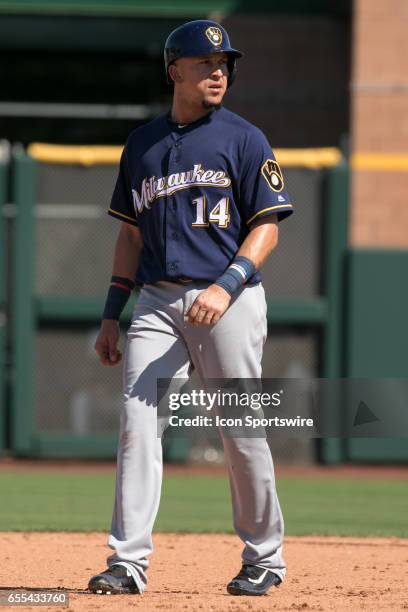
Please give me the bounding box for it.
[1,533,407,611]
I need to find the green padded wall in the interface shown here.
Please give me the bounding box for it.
[345,250,408,462]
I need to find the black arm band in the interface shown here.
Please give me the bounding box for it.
[102,276,135,320]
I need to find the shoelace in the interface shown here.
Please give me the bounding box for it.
[235,564,268,580]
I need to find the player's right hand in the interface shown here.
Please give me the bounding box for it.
[94,320,122,366]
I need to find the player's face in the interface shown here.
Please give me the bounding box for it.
[172,53,229,109]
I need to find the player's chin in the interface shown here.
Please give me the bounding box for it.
[202,94,224,109]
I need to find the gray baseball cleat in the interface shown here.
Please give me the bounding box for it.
[88,564,140,595]
[227,564,282,596]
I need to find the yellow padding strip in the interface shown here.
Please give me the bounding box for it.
[27,143,342,168]
[352,153,408,171]
[27,143,123,166]
[274,147,342,168]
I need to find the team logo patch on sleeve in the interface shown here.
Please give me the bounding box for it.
[205,26,223,46]
[261,159,284,192]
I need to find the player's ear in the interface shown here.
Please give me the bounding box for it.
[169,63,183,84]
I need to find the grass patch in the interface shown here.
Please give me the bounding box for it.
[0,472,406,537]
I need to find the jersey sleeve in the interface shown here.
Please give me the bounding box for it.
[239,129,294,225]
[107,143,139,226]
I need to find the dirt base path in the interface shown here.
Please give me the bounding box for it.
[0,533,407,611]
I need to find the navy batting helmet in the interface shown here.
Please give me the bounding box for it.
[164,20,243,88]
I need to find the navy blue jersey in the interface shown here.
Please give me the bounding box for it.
[108,106,293,286]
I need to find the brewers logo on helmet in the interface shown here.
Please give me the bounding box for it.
[205,26,223,46]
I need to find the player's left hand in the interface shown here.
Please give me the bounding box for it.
[186,284,231,325]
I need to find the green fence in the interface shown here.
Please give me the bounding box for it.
[10,150,125,456]
[343,250,408,462]
[8,145,349,459]
[0,142,8,456]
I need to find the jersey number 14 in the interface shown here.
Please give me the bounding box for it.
[192,196,230,228]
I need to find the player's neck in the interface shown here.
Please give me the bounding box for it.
[170,98,214,126]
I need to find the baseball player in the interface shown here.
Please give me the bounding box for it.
[88,19,293,597]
